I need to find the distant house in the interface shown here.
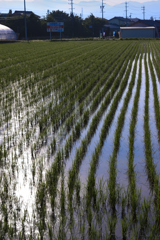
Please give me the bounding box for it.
[0,10,40,20]
[129,20,160,37]
[12,11,40,18]
[130,18,140,23]
[108,17,132,26]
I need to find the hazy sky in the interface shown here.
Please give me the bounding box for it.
[1,0,160,19]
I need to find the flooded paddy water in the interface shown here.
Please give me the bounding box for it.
[0,40,160,239]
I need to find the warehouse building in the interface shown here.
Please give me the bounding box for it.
[120,27,155,39]
[129,20,160,38]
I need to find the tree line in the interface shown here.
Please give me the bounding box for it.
[0,10,108,39]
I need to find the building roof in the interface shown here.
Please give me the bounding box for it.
[12,11,40,18]
[130,20,160,27]
[13,11,33,16]
[120,27,155,30]
[130,18,140,23]
[109,17,131,22]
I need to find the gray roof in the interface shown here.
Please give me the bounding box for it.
[14,11,33,15]
[130,20,160,27]
[120,27,155,30]
[109,17,131,22]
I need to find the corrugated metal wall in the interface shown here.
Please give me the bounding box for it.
[120,28,155,38]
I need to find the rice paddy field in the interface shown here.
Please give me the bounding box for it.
[0,39,160,239]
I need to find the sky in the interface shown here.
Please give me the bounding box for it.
[1,0,160,19]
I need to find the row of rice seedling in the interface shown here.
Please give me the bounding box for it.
[0,41,108,89]
[144,47,160,237]
[1,42,120,233]
[144,51,157,189]
[0,43,114,162]
[1,41,93,72]
[101,48,139,214]
[75,45,157,239]
[0,41,67,67]
[123,51,142,228]
[42,43,135,204]
[31,43,117,118]
[150,44,160,97]
[42,43,137,224]
[0,42,104,115]
[0,42,129,131]
[29,43,131,158]
[17,41,160,239]
[63,42,132,132]
[67,43,138,214]
[1,41,160,239]
[63,53,123,157]
[31,52,116,155]
[86,50,139,212]
[150,44,160,81]
[77,88,152,238]
[50,42,130,136]
[148,51,160,141]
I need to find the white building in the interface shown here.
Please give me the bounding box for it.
[120,27,155,38]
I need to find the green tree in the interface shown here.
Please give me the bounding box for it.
[0,10,108,39]
[83,14,107,37]
[27,13,42,37]
[8,9,12,17]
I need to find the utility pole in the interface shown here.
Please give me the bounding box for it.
[69,0,74,16]
[100,0,105,19]
[125,2,128,26]
[141,6,145,20]
[80,8,83,19]
[68,0,74,37]
[24,0,27,40]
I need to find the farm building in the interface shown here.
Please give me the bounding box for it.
[129,20,160,38]
[0,24,17,41]
[120,27,155,38]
